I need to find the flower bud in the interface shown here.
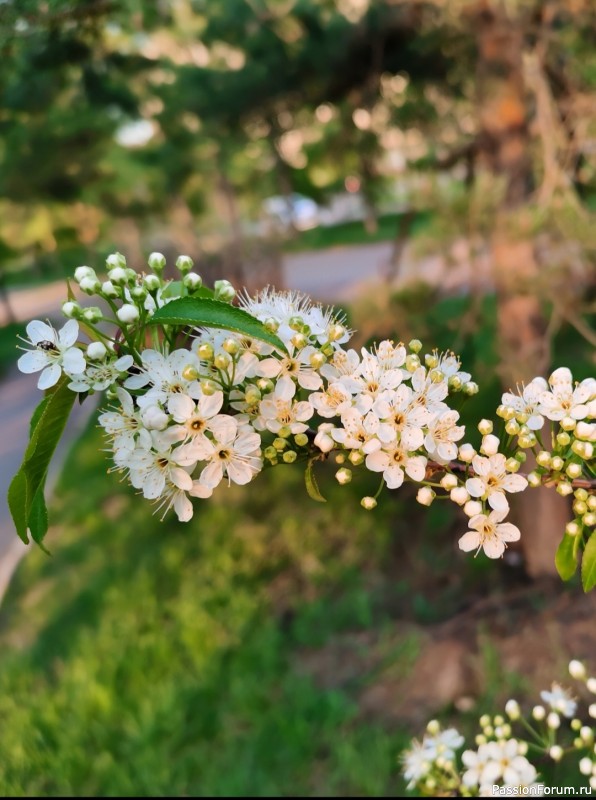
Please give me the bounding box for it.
[561,415,577,431]
[566,462,583,479]
[536,450,552,468]
[108,266,128,285]
[214,279,236,302]
[569,660,587,681]
[556,432,571,447]
[117,304,139,324]
[291,333,308,349]
[327,324,345,342]
[440,474,458,491]
[505,458,521,473]
[425,354,439,369]
[79,276,101,295]
[263,318,279,333]
[505,699,520,720]
[587,678,596,694]
[349,450,364,466]
[148,252,166,272]
[478,419,493,435]
[130,286,147,301]
[273,438,287,451]
[448,375,462,391]
[143,274,161,292]
[590,704,596,719]
[201,379,218,396]
[408,339,422,353]
[518,433,535,449]
[223,338,240,356]
[182,365,199,381]
[532,705,545,721]
[527,471,541,488]
[458,444,475,463]
[141,406,169,431]
[256,377,274,394]
[426,719,441,735]
[294,433,309,447]
[198,343,214,361]
[106,252,126,270]
[576,421,596,441]
[62,301,80,318]
[83,307,103,324]
[101,280,120,298]
[244,386,261,406]
[361,496,377,510]
[464,500,483,517]
[481,434,500,456]
[547,712,561,729]
[579,757,593,776]
[549,745,563,761]
[264,446,277,461]
[566,520,581,536]
[314,431,334,454]
[463,381,479,395]
[575,488,589,501]
[450,486,469,505]
[213,353,231,370]
[557,482,573,497]
[417,487,435,506]
[74,265,95,283]
[581,726,593,743]
[505,419,521,436]
[310,352,326,370]
[429,369,444,384]
[183,272,203,292]
[583,512,596,527]
[87,342,107,361]
[283,450,297,463]
[550,456,564,471]
[335,467,352,485]
[405,354,420,372]
[175,255,194,274]
[589,496,596,512]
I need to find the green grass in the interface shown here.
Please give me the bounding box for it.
[0,420,416,796]
[0,321,25,375]
[283,211,432,253]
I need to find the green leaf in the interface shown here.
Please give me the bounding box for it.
[555,534,577,581]
[29,488,50,552]
[160,281,214,300]
[305,459,327,503]
[8,375,76,546]
[581,532,596,592]
[150,297,287,353]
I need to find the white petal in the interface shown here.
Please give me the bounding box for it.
[170,467,193,491]
[200,461,224,489]
[62,348,86,375]
[37,363,61,389]
[142,471,166,500]
[174,492,193,522]
[26,320,55,345]
[227,459,255,485]
[58,319,79,348]
[18,350,48,374]
[209,415,238,445]
[487,491,509,513]
[466,477,485,498]
[483,537,505,559]
[168,393,195,422]
[189,481,213,499]
[384,465,404,489]
[198,391,224,418]
[458,531,481,552]
[497,522,521,542]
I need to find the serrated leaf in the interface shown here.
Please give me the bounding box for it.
[555,534,577,581]
[305,459,327,503]
[160,281,214,300]
[581,532,596,592]
[150,297,287,353]
[8,375,76,546]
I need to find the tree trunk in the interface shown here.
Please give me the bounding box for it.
[474,3,568,578]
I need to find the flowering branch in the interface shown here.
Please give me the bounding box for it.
[9,251,596,589]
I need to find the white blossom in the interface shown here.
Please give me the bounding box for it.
[18,319,85,389]
[458,509,521,559]
[466,454,528,513]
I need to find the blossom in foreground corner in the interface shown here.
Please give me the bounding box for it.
[461,739,538,790]
[18,319,85,389]
[458,509,521,559]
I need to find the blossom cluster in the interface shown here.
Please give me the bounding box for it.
[15,252,595,570]
[401,659,596,796]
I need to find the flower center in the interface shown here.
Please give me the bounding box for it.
[218,449,231,461]
[157,457,169,469]
[190,419,205,432]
